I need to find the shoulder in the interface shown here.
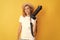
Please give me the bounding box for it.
[31,18,37,23]
[19,15,24,22]
[20,15,23,18]
[19,15,24,19]
[31,18,37,21]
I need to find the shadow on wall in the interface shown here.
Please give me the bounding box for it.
[35,6,46,40]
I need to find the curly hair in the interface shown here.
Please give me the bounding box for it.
[22,3,34,17]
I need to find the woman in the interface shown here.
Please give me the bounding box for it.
[18,3,37,40]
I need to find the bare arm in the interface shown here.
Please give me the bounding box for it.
[33,19,37,37]
[17,22,22,40]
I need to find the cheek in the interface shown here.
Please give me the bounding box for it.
[25,10,27,13]
[25,9,30,13]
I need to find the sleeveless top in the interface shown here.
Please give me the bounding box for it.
[19,15,36,39]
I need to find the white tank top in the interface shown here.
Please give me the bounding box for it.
[19,15,36,39]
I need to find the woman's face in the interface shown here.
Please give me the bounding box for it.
[24,6,31,15]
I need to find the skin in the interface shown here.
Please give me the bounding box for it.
[18,6,37,40]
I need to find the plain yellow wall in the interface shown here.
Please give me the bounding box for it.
[0,0,60,40]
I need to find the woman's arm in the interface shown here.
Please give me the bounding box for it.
[17,22,22,40]
[33,19,37,37]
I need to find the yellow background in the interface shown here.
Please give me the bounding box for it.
[0,0,60,40]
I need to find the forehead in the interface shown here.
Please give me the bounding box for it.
[25,6,30,9]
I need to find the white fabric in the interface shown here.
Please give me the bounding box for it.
[19,15,36,40]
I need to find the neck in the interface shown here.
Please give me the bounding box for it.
[27,15,30,16]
